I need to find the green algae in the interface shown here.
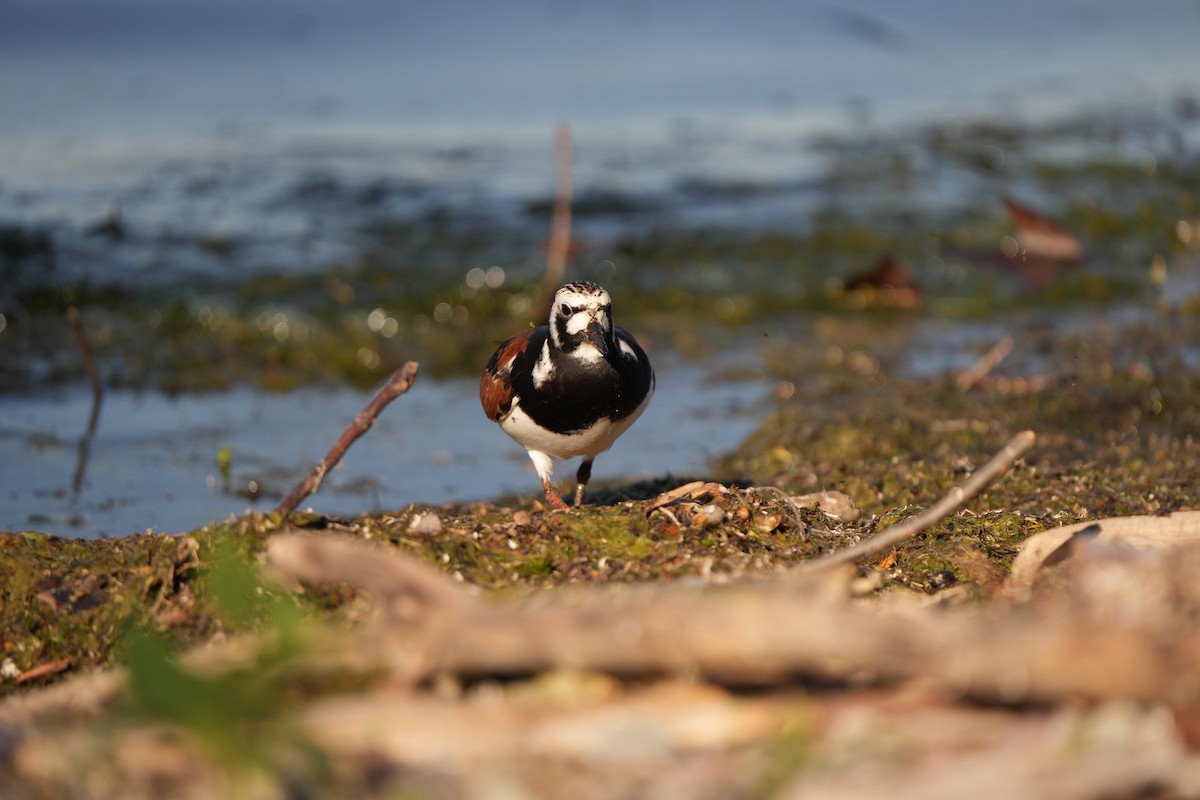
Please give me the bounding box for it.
[6,103,1200,393]
[0,530,196,694]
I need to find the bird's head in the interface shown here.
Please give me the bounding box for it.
[548,280,613,361]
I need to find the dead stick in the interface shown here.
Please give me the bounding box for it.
[793,430,1036,573]
[67,306,103,401]
[276,361,420,516]
[535,122,574,321]
[68,306,105,495]
[956,336,1013,391]
[261,531,1190,704]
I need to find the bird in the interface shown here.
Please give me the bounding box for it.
[480,280,654,509]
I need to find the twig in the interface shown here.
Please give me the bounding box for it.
[72,393,105,496]
[16,658,71,685]
[68,306,104,495]
[535,122,574,321]
[276,361,420,517]
[956,336,1013,391]
[792,430,1036,574]
[67,306,103,401]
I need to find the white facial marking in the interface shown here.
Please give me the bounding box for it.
[564,312,591,336]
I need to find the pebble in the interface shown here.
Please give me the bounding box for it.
[408,512,443,534]
[693,504,725,528]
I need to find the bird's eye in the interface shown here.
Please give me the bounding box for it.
[559,303,571,316]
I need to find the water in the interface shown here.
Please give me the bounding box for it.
[3,0,1197,283]
[0,356,771,537]
[4,1,1196,145]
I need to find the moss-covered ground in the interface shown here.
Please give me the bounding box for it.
[4,304,1199,698]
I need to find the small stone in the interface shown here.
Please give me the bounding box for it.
[790,490,861,522]
[928,569,957,590]
[753,512,783,533]
[512,510,533,526]
[693,504,725,528]
[408,512,443,534]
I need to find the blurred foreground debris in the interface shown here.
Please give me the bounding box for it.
[6,507,1200,798]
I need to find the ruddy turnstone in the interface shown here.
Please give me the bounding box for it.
[480,280,654,509]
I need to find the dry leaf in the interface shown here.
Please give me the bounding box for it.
[1007,510,1200,592]
[875,548,897,571]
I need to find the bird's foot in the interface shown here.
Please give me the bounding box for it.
[542,479,571,511]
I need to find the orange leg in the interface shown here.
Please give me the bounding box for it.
[541,475,570,510]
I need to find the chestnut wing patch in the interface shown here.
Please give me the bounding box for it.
[480,328,535,422]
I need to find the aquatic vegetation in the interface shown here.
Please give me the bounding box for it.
[3,103,1198,394]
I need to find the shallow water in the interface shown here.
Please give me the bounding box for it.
[0,355,772,537]
[3,0,1197,292]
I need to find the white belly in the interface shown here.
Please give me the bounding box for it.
[500,389,652,460]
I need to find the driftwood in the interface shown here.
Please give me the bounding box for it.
[302,681,786,769]
[10,506,1200,798]
[276,361,420,516]
[262,530,1200,707]
[777,691,1199,800]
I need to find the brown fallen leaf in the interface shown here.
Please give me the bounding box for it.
[1007,510,1200,592]
[875,548,897,571]
[843,255,922,309]
[1003,197,1083,262]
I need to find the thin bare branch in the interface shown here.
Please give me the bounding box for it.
[276,361,420,517]
[956,336,1014,391]
[792,430,1036,574]
[535,122,574,321]
[67,306,103,400]
[67,306,105,495]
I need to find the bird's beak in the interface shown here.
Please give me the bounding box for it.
[586,319,609,356]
